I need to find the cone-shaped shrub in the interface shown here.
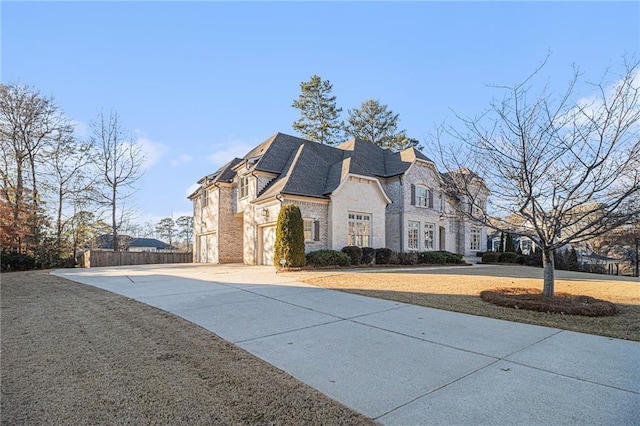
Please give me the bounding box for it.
[274,204,306,267]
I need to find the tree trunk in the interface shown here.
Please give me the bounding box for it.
[542,248,555,297]
[112,185,118,252]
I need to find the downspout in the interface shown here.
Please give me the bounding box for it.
[399,176,404,253]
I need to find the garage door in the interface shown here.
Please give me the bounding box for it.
[262,226,276,266]
[199,234,218,263]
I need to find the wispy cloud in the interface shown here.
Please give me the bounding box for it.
[136,135,169,169]
[208,139,253,167]
[170,154,193,167]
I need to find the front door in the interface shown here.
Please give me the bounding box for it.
[439,227,446,251]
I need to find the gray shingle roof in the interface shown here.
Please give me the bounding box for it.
[193,132,438,201]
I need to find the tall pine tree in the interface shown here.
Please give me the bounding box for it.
[344,99,420,151]
[292,75,343,145]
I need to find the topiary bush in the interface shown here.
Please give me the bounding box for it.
[482,252,500,263]
[516,255,526,265]
[306,250,351,267]
[361,247,375,265]
[274,204,306,268]
[374,248,393,264]
[499,252,519,263]
[526,251,543,267]
[341,246,363,265]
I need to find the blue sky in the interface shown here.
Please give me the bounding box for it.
[2,1,639,225]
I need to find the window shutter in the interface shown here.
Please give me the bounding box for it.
[410,184,416,205]
[428,190,434,208]
[313,221,320,241]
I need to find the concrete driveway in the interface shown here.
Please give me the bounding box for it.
[53,264,640,425]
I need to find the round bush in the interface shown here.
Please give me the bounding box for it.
[361,247,375,265]
[374,248,393,264]
[341,246,363,265]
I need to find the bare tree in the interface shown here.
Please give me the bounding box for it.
[90,110,144,252]
[46,131,94,256]
[0,83,73,251]
[436,57,640,296]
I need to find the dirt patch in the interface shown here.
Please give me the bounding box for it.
[1,270,375,426]
[292,265,640,341]
[480,287,619,316]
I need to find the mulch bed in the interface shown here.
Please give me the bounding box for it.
[480,287,619,317]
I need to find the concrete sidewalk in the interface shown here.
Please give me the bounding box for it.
[53,264,640,425]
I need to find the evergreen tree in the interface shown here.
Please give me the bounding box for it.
[292,75,343,145]
[505,232,515,252]
[274,204,306,267]
[344,99,420,151]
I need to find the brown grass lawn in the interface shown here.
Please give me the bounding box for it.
[286,264,640,342]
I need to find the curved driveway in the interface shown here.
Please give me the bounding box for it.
[53,264,640,425]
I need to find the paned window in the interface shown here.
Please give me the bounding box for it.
[415,187,434,208]
[424,223,435,250]
[348,213,371,247]
[470,227,482,251]
[408,221,420,250]
[202,189,208,208]
[239,176,249,199]
[303,219,314,242]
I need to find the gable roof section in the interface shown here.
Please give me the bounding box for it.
[192,132,447,202]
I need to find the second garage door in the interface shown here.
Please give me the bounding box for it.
[262,225,276,265]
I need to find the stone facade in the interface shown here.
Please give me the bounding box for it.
[190,134,488,265]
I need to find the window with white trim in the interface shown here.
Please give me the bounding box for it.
[239,176,249,199]
[415,186,434,208]
[408,221,420,250]
[470,227,482,251]
[424,223,435,250]
[303,219,314,242]
[348,213,371,247]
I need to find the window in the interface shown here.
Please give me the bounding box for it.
[408,221,420,250]
[470,227,482,251]
[348,213,371,247]
[439,194,444,212]
[202,189,209,208]
[424,223,435,250]
[414,186,434,208]
[239,176,249,199]
[303,219,316,242]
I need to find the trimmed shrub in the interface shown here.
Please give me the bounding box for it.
[505,233,515,253]
[389,250,400,264]
[516,255,526,265]
[419,250,465,264]
[341,246,363,265]
[374,248,393,264]
[399,252,419,265]
[306,250,350,267]
[274,204,306,267]
[361,247,375,265]
[476,251,486,257]
[482,252,500,263]
[499,252,519,263]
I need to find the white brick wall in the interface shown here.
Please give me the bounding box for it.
[329,176,388,249]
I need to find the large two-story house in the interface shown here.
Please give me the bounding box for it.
[188,132,488,265]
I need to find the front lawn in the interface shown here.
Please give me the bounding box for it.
[287,265,640,341]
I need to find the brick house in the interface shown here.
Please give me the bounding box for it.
[188,132,488,265]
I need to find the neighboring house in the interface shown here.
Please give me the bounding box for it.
[95,234,175,252]
[189,132,489,265]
